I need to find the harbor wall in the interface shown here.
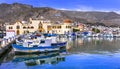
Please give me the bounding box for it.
[0,37,16,58]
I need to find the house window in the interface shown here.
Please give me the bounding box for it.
[57,26,59,29]
[9,27,10,29]
[28,26,30,29]
[27,31,29,33]
[16,25,20,29]
[23,26,26,29]
[68,26,71,28]
[57,26,61,29]
[52,26,55,28]
[66,26,68,28]
[53,26,54,29]
[31,26,34,29]
[66,26,71,28]
[9,27,13,29]
[59,26,61,28]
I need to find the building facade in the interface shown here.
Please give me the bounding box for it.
[51,19,72,34]
[6,17,52,35]
[6,17,73,36]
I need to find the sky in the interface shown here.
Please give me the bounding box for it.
[0,0,120,13]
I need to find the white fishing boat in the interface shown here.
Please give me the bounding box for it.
[12,33,67,54]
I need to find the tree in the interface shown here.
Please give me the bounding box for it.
[92,28,100,33]
[73,28,79,32]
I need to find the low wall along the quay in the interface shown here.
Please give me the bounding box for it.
[0,37,16,58]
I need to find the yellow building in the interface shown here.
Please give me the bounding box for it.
[6,17,73,35]
[51,19,72,34]
[29,18,52,33]
[6,17,52,35]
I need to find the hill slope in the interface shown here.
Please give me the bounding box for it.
[0,3,120,26]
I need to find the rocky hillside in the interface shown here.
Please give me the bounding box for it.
[0,3,120,26]
[62,11,120,26]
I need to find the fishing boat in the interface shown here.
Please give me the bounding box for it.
[12,33,67,54]
[12,39,66,54]
[16,33,67,46]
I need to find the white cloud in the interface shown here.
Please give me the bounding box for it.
[57,8,70,10]
[113,10,120,14]
[75,5,94,11]
[57,5,94,11]
[57,5,120,14]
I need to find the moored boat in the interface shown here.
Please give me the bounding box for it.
[12,33,67,54]
[12,44,60,54]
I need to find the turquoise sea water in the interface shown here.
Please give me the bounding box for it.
[1,38,120,69]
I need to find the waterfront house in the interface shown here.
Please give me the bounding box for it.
[6,17,73,37]
[6,17,52,36]
[51,19,72,34]
[78,23,84,32]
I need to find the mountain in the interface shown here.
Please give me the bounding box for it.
[0,3,120,26]
[62,11,120,26]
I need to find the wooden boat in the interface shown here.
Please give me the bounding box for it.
[12,44,60,54]
[12,33,67,54]
[16,33,67,47]
[12,39,66,54]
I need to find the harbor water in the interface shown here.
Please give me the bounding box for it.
[1,37,120,69]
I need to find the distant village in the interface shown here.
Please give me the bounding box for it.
[0,16,120,38]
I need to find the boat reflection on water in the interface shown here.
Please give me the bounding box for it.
[12,51,66,66]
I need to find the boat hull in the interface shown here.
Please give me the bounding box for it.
[12,44,59,54]
[12,44,66,55]
[51,42,67,46]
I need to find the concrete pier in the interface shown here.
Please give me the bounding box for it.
[0,36,16,58]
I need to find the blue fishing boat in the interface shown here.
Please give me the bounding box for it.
[12,44,59,53]
[12,39,67,54]
[12,33,67,54]
[16,33,66,46]
[16,38,67,47]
